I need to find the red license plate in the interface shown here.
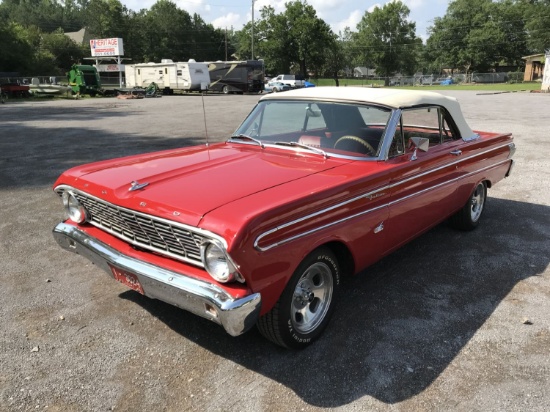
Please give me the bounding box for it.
[110,265,144,295]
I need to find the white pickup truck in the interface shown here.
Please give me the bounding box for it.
[272,74,305,88]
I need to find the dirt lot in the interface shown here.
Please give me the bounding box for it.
[1,90,549,411]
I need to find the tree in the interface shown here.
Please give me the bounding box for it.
[84,0,127,39]
[339,28,361,75]
[492,0,528,68]
[254,5,293,74]
[41,29,87,72]
[187,14,227,62]
[243,1,335,76]
[0,0,83,33]
[284,1,334,76]
[140,0,193,62]
[231,21,255,61]
[525,0,550,53]
[424,0,528,74]
[0,21,35,73]
[354,1,419,82]
[321,34,345,86]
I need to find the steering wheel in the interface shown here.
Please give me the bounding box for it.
[334,135,376,156]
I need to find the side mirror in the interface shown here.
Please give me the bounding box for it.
[305,107,322,118]
[409,137,429,161]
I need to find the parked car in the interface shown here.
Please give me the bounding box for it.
[52,87,515,349]
[272,74,305,88]
[304,81,316,88]
[265,81,290,93]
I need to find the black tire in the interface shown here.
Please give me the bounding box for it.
[450,182,487,231]
[273,87,278,93]
[222,85,229,94]
[257,247,341,349]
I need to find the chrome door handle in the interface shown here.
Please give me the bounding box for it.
[450,150,462,156]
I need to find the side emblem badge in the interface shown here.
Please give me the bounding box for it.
[129,180,149,191]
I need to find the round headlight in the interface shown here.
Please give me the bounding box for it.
[202,242,235,283]
[62,191,88,224]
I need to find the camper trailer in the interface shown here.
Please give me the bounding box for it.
[125,59,210,94]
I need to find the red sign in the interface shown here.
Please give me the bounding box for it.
[110,265,144,294]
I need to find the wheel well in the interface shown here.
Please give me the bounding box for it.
[323,241,354,277]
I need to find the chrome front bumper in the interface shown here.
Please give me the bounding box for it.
[53,222,261,336]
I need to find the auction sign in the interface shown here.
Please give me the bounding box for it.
[90,38,124,57]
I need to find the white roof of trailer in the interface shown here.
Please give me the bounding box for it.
[260,87,476,139]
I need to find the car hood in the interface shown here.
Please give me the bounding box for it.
[56,143,352,226]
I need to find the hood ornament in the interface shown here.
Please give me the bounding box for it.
[129,180,149,191]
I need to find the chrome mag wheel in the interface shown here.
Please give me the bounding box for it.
[470,183,486,223]
[291,262,334,334]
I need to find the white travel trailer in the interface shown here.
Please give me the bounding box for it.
[125,59,210,94]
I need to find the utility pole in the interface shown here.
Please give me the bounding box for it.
[225,27,228,61]
[251,0,255,60]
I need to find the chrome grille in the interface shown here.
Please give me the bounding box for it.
[72,192,205,266]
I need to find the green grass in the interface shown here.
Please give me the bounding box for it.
[311,78,385,87]
[307,78,542,92]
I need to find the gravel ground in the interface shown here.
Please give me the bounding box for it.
[0,90,549,412]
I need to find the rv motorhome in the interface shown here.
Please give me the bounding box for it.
[207,60,264,94]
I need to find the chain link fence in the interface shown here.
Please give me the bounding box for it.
[387,72,524,86]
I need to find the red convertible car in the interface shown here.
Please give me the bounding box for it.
[53,88,515,348]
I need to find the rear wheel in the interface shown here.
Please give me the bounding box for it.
[257,247,340,349]
[450,182,487,231]
[222,85,229,94]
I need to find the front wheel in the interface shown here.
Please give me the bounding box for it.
[222,85,229,94]
[450,182,487,231]
[257,247,340,349]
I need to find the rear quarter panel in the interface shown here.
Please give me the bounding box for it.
[455,131,514,207]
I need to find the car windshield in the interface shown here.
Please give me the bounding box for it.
[233,100,392,158]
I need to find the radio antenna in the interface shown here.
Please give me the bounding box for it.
[201,89,209,146]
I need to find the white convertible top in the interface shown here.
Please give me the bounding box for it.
[260,87,476,139]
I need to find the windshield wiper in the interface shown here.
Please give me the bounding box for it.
[229,134,264,148]
[274,141,327,159]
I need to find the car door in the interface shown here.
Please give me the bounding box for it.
[383,106,462,250]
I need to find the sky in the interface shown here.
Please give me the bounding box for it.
[121,0,451,41]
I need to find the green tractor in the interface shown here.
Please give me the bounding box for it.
[67,64,102,97]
